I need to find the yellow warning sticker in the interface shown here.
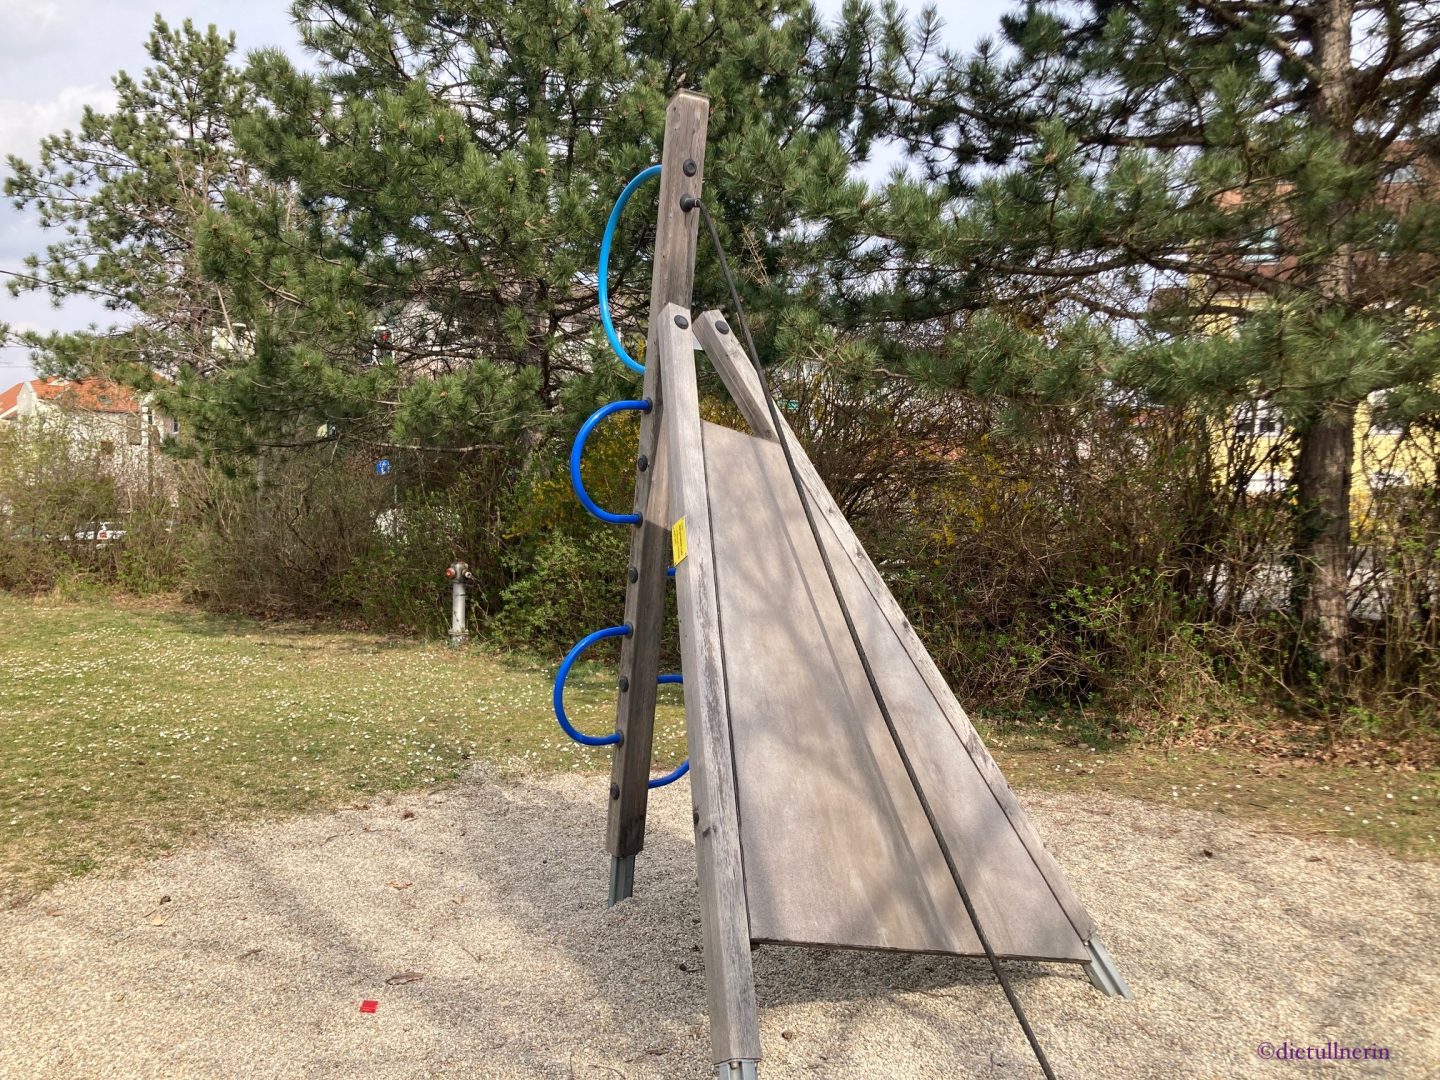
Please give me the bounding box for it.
[671,517,688,566]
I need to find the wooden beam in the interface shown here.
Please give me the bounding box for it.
[694,308,1098,942]
[692,314,777,441]
[605,92,710,875]
[658,302,762,1070]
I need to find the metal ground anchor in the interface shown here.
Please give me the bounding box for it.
[1083,934,1133,1000]
[715,1060,759,1080]
[607,853,636,905]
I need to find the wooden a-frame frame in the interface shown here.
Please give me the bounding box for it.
[600,94,1129,1080]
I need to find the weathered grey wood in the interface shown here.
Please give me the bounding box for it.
[704,421,1087,961]
[658,303,762,1067]
[605,92,710,868]
[692,315,777,441]
[696,308,1098,944]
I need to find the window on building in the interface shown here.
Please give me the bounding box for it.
[1246,470,1285,496]
[1234,400,1282,438]
[1241,224,1281,263]
[1368,390,1404,435]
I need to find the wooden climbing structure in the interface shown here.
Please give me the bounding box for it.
[552,91,1131,1080]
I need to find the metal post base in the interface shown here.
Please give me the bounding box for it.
[715,1060,759,1080]
[1083,935,1133,1000]
[607,854,636,906]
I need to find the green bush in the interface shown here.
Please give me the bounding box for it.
[334,476,511,635]
[116,497,189,594]
[181,449,384,614]
[490,528,633,654]
[0,416,125,591]
[179,446,526,635]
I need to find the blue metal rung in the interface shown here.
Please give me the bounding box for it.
[553,625,631,746]
[571,399,652,525]
[650,674,689,787]
[599,164,662,374]
[553,630,690,787]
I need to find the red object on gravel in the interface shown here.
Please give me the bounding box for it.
[359,1000,378,1013]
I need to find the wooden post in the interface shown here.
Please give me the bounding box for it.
[605,92,710,901]
[656,302,762,1073]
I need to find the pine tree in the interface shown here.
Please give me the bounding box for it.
[8,2,894,460]
[847,0,1440,683]
[4,17,257,379]
[186,0,879,456]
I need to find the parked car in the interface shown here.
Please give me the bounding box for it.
[71,521,127,546]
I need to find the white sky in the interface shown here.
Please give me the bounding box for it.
[0,0,1013,386]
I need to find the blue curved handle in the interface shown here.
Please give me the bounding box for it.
[553,625,632,746]
[571,398,652,525]
[599,164,662,375]
[648,758,690,787]
[650,674,689,787]
[553,636,690,784]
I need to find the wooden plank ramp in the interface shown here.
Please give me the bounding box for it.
[701,417,1090,962]
[694,309,1097,949]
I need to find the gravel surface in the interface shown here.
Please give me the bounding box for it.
[1,767,1436,1079]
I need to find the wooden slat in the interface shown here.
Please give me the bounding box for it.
[605,92,710,862]
[695,308,1097,946]
[692,314,777,441]
[658,304,762,1066]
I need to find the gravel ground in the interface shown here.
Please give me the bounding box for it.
[1,767,1436,1079]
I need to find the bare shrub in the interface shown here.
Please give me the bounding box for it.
[0,416,124,590]
[181,450,386,616]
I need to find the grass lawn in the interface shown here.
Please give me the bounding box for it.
[2,593,1436,905]
[0,593,686,905]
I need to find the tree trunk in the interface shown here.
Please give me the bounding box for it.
[1291,0,1357,687]
[1293,401,1356,682]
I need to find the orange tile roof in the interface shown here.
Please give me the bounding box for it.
[25,377,140,414]
[0,381,22,416]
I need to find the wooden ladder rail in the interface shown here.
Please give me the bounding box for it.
[604,91,710,903]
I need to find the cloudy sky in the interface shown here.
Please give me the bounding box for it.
[0,0,1011,388]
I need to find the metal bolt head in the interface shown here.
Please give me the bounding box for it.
[637,453,649,472]
[674,314,689,329]
[716,320,730,335]
[682,159,697,177]
[628,566,639,583]
[618,675,630,693]
[610,783,620,800]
